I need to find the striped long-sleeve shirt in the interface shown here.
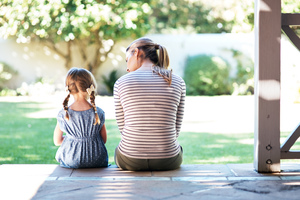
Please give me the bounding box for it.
[113,68,186,159]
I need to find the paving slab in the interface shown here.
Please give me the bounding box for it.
[152,164,233,177]
[72,165,152,177]
[0,164,74,178]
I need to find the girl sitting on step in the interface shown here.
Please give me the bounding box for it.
[53,67,108,168]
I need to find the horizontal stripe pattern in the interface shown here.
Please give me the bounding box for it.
[113,70,186,159]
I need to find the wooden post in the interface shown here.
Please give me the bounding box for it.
[254,0,281,172]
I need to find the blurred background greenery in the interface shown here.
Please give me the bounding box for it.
[0,0,256,96]
[0,0,299,96]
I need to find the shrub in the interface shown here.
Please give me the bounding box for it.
[0,62,18,91]
[184,55,233,95]
[16,78,55,96]
[102,69,119,95]
[230,49,254,95]
[0,88,17,96]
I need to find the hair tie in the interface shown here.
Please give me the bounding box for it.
[154,44,160,49]
[86,84,95,95]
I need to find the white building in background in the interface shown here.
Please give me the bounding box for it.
[0,33,299,99]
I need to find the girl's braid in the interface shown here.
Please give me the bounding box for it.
[90,91,100,125]
[63,93,71,120]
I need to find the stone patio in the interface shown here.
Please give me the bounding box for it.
[1,163,300,200]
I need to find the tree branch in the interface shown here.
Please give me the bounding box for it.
[75,39,90,68]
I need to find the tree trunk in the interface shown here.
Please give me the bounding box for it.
[45,40,72,70]
[65,41,72,69]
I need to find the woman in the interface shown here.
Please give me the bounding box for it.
[113,37,185,171]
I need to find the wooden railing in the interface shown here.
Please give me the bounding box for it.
[280,13,300,160]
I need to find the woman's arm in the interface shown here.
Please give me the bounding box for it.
[100,124,107,144]
[176,79,186,137]
[53,122,64,146]
[114,81,125,134]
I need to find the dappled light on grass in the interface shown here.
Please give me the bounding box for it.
[0,101,59,164]
[203,144,224,148]
[24,154,41,161]
[2,100,300,165]
[0,101,122,165]
[238,138,253,145]
[193,156,240,164]
[178,131,254,164]
[18,145,33,150]
[105,120,121,165]
[0,157,13,162]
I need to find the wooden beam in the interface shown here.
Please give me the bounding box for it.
[282,26,300,51]
[254,0,281,173]
[282,13,300,25]
[281,151,300,159]
[281,123,300,151]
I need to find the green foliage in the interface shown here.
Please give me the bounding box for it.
[184,55,233,96]
[0,0,257,76]
[282,0,300,36]
[0,62,17,91]
[184,50,254,96]
[282,0,300,13]
[149,0,254,33]
[0,0,152,73]
[230,49,254,95]
[0,0,151,41]
[0,88,17,96]
[102,69,119,95]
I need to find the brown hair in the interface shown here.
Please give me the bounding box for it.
[63,67,100,125]
[126,37,172,85]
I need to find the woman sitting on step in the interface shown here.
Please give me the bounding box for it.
[113,37,186,171]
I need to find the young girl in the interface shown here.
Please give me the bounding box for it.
[54,67,108,168]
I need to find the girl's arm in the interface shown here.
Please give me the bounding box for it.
[53,122,64,146]
[100,124,107,144]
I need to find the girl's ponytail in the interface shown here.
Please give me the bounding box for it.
[89,90,100,125]
[87,84,100,125]
[63,92,70,120]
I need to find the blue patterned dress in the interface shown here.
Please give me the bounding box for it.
[55,107,108,168]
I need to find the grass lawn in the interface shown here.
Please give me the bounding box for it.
[0,100,299,165]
